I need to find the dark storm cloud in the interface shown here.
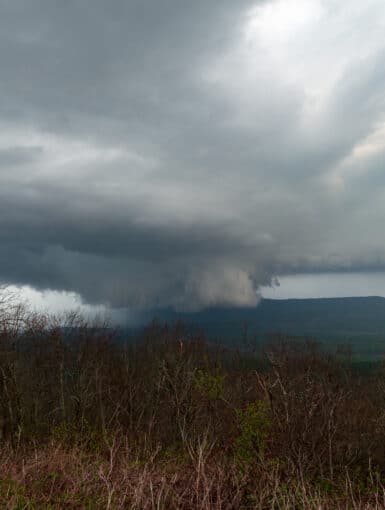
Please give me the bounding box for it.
[1,0,385,309]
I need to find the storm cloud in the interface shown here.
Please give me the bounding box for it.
[1,0,385,309]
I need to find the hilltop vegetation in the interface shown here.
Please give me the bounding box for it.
[1,299,385,508]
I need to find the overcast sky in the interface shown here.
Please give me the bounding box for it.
[2,0,385,312]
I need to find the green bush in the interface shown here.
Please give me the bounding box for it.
[194,369,225,400]
[234,400,271,465]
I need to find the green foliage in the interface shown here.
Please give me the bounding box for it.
[52,422,75,444]
[0,479,32,510]
[316,478,334,495]
[234,400,270,465]
[350,466,382,496]
[194,369,225,400]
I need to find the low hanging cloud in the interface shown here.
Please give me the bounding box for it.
[1,0,385,310]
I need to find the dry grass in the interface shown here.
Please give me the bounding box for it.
[1,440,385,509]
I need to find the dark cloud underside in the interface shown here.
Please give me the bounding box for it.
[1,0,385,309]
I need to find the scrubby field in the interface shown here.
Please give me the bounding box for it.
[1,295,385,508]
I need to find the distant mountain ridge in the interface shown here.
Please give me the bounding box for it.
[141,297,385,359]
[150,296,385,335]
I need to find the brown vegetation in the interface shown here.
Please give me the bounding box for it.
[1,293,385,508]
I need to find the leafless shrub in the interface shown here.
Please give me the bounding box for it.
[0,301,384,507]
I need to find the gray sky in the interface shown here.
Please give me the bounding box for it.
[2,0,385,311]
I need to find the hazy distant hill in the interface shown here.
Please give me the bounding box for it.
[143,297,385,360]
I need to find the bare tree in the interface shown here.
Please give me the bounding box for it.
[0,284,27,338]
